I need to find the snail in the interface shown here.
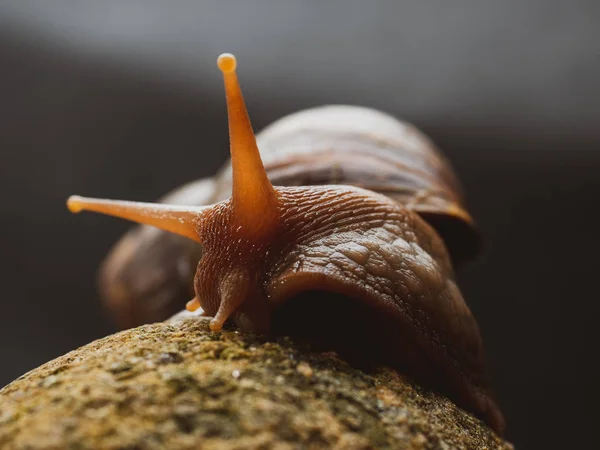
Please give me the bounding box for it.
[67,53,504,434]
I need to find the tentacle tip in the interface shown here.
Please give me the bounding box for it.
[186,297,201,312]
[217,53,237,74]
[67,195,83,213]
[209,319,224,332]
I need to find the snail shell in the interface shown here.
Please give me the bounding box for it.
[68,54,503,434]
[213,105,480,265]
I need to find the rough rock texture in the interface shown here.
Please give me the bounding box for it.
[0,318,511,450]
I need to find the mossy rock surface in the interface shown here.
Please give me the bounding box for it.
[0,318,511,449]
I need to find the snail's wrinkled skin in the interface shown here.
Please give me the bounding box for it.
[190,184,503,433]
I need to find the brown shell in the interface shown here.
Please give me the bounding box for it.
[213,105,480,265]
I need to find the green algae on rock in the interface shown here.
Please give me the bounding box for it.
[0,318,511,450]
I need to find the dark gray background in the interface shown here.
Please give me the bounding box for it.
[1,1,599,448]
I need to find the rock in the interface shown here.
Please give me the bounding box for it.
[0,318,512,449]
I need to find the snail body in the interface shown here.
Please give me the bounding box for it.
[68,54,504,434]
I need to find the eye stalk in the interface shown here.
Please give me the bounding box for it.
[66,196,207,243]
[217,53,280,234]
[67,53,279,240]
[67,53,282,332]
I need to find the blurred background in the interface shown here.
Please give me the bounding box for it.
[1,1,599,448]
